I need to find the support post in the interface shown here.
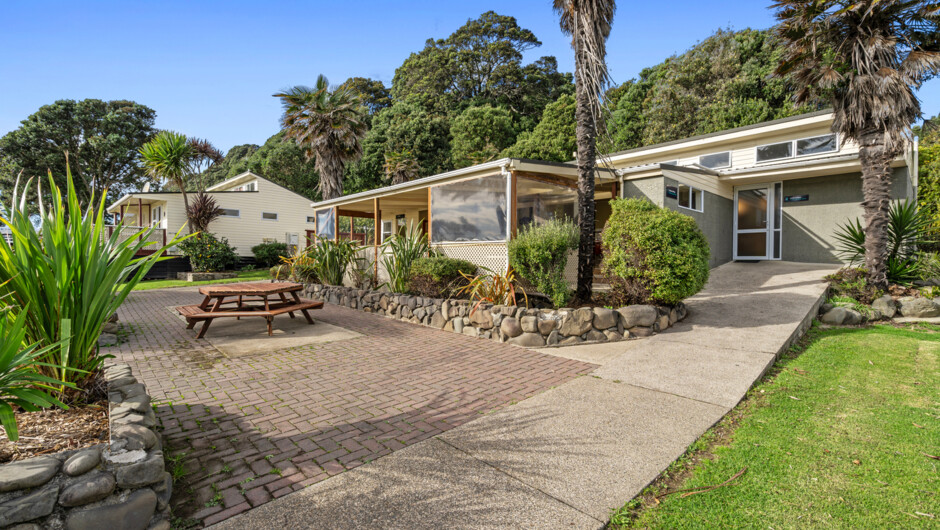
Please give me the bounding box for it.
[510,171,518,239]
[333,207,338,242]
[138,198,143,227]
[374,198,380,284]
[426,188,433,256]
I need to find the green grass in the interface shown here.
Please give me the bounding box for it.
[611,323,939,529]
[125,268,269,291]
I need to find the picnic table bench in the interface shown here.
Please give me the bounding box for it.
[175,282,323,339]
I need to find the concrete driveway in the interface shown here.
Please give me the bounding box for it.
[213,261,836,529]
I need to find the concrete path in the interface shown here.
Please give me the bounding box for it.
[213,261,836,529]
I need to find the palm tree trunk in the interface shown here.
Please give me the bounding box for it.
[858,128,896,289]
[574,55,598,304]
[318,150,344,201]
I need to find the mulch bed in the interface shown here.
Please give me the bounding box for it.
[0,400,109,464]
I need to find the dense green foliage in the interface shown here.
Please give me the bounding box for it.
[833,200,930,284]
[602,199,710,305]
[0,99,156,205]
[0,170,185,391]
[381,224,431,294]
[602,29,813,152]
[451,105,517,167]
[190,143,259,190]
[503,93,577,161]
[408,256,477,298]
[612,324,940,529]
[251,241,290,268]
[508,218,579,307]
[177,232,239,272]
[306,238,358,286]
[338,77,392,118]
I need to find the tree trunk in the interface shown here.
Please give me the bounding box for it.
[574,49,598,304]
[857,128,896,289]
[318,150,344,200]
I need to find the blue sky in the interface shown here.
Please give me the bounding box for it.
[1,0,938,153]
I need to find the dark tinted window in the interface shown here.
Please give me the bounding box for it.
[797,134,837,156]
[699,152,730,168]
[756,142,793,162]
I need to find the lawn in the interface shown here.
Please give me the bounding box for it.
[611,323,939,529]
[126,269,270,290]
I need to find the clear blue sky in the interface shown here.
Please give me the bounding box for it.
[1,0,938,153]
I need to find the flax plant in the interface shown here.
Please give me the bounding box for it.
[0,168,188,389]
[381,224,431,294]
[307,238,358,286]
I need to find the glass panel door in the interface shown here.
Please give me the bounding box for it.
[735,186,770,259]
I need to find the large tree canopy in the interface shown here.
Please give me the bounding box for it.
[451,105,517,167]
[391,11,572,121]
[603,29,814,152]
[503,93,576,162]
[0,99,156,205]
[338,77,392,118]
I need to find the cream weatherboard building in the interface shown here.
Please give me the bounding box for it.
[307,110,917,286]
[107,172,316,264]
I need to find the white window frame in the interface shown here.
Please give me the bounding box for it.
[306,216,316,223]
[381,220,393,242]
[676,184,704,213]
[732,181,783,261]
[219,208,240,218]
[698,151,731,169]
[755,133,838,164]
[262,212,279,221]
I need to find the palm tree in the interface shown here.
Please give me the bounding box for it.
[554,0,617,302]
[274,75,368,200]
[139,131,194,233]
[383,150,421,185]
[773,1,940,289]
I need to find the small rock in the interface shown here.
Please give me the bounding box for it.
[559,335,584,346]
[0,456,60,492]
[59,472,115,507]
[509,332,545,348]
[152,472,172,511]
[108,376,136,388]
[114,452,165,488]
[546,330,560,346]
[453,318,464,334]
[499,317,522,338]
[63,448,101,476]
[559,308,593,336]
[617,305,657,328]
[112,424,158,451]
[657,314,670,331]
[66,488,157,530]
[604,330,623,341]
[97,332,118,347]
[820,307,862,325]
[429,311,446,329]
[537,319,556,334]
[0,485,59,527]
[629,326,654,337]
[592,307,618,329]
[462,326,477,337]
[584,329,607,342]
[148,520,171,530]
[819,302,834,315]
[469,310,494,329]
[520,316,539,333]
[898,296,940,318]
[102,322,120,334]
[871,295,897,319]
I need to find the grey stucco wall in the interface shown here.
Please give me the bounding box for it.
[620,176,732,268]
[780,167,911,264]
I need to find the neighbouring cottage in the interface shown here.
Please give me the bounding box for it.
[106,172,316,277]
[308,110,917,284]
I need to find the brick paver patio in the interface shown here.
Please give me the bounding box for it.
[104,287,595,526]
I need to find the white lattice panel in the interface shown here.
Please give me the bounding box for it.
[563,249,578,288]
[436,242,508,274]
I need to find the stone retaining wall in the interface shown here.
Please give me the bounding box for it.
[303,283,687,347]
[0,365,171,530]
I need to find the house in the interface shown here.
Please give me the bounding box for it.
[106,172,316,274]
[308,110,917,286]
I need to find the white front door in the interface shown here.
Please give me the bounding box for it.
[733,183,782,260]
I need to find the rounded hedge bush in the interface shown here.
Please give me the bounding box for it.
[408,256,477,298]
[252,241,290,268]
[508,218,579,307]
[602,198,710,305]
[178,232,240,272]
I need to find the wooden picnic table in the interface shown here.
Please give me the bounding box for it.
[175,282,323,339]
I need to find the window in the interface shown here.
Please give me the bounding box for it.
[430,173,507,243]
[219,208,239,217]
[234,182,256,191]
[316,209,335,239]
[699,151,730,169]
[659,160,679,166]
[381,220,393,242]
[797,134,837,156]
[262,212,278,221]
[677,184,703,212]
[756,133,838,164]
[756,141,793,162]
[306,216,316,223]
[151,206,162,226]
[515,176,578,230]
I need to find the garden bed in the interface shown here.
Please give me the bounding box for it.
[176,271,239,282]
[819,268,940,325]
[0,401,108,464]
[304,282,687,347]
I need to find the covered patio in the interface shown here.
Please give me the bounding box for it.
[308,158,619,287]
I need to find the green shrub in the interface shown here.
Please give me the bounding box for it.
[251,242,290,268]
[602,198,710,305]
[178,232,239,272]
[834,200,928,284]
[508,218,579,307]
[409,256,477,298]
[825,267,881,304]
[269,264,291,281]
[0,170,187,391]
[381,224,430,293]
[307,239,358,286]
